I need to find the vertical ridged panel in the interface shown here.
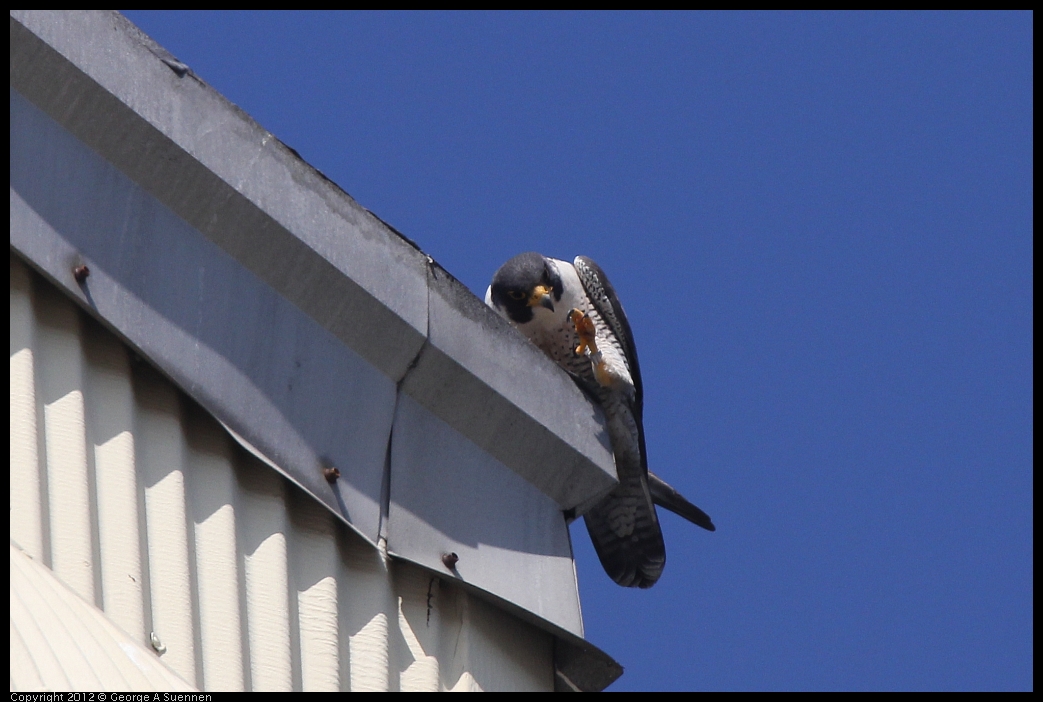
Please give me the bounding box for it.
[343,543,393,692]
[10,256,43,560]
[36,284,95,605]
[291,500,341,691]
[185,411,245,691]
[84,321,145,641]
[447,583,555,691]
[242,469,293,691]
[136,369,198,684]
[8,255,554,691]
[396,566,441,692]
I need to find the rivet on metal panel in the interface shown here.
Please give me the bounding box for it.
[441,552,459,569]
[323,465,340,483]
[72,264,90,283]
[149,631,167,655]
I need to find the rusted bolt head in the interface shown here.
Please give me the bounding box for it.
[323,466,340,483]
[441,552,459,569]
[73,264,90,283]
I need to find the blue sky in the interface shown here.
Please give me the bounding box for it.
[120,11,1032,691]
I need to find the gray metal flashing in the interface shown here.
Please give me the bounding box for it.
[387,392,582,633]
[11,87,395,544]
[10,11,622,686]
[9,11,429,383]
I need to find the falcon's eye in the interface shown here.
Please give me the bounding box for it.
[507,290,525,301]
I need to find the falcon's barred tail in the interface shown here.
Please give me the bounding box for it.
[647,471,716,532]
[582,472,666,589]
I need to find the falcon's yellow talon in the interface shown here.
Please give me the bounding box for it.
[569,308,599,356]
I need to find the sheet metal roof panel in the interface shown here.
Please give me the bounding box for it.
[387,392,584,637]
[11,87,394,544]
[9,10,431,383]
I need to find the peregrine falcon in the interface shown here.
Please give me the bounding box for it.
[487,252,715,588]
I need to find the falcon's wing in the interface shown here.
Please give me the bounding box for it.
[573,256,644,420]
[572,256,666,587]
[575,255,715,531]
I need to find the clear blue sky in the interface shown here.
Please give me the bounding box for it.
[120,11,1032,691]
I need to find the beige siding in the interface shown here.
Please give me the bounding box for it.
[9,255,554,692]
[10,542,199,692]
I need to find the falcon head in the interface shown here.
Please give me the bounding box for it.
[487,252,564,325]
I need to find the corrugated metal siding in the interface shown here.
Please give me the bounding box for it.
[9,254,554,692]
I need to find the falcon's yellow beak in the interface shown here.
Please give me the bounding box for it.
[528,284,555,311]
